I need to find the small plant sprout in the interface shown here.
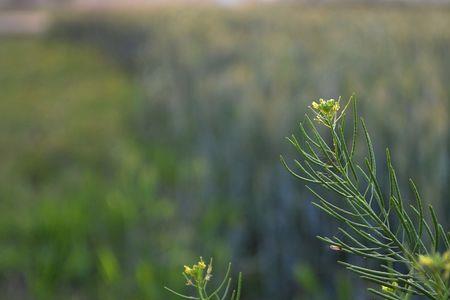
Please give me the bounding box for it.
[165,257,242,300]
[281,96,450,299]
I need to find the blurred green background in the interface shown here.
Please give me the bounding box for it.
[0,3,449,299]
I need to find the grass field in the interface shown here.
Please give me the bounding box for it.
[1,6,449,299]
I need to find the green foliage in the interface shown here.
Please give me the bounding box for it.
[1,5,450,299]
[0,39,183,299]
[294,263,321,296]
[76,9,448,298]
[282,97,450,299]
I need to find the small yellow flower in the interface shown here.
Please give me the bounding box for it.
[198,258,206,270]
[381,282,398,293]
[381,285,392,293]
[443,250,450,262]
[441,250,450,279]
[184,265,194,276]
[333,101,340,112]
[418,255,434,267]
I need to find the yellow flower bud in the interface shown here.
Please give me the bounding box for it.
[381,282,397,293]
[381,285,392,293]
[443,250,450,262]
[418,255,434,267]
[198,259,206,270]
[184,265,194,276]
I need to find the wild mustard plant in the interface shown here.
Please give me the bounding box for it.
[281,96,450,299]
[165,257,242,300]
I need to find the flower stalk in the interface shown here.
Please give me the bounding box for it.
[281,96,450,299]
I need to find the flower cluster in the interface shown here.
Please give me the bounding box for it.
[183,257,212,286]
[418,250,450,279]
[311,98,340,126]
[166,258,241,300]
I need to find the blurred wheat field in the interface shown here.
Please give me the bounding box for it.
[0,5,449,299]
